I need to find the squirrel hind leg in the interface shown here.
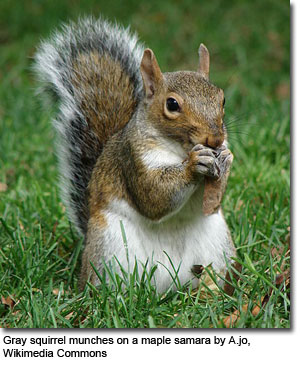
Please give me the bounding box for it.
[79,214,108,289]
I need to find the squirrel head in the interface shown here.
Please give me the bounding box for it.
[140,45,226,151]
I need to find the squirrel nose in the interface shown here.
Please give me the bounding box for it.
[205,135,223,149]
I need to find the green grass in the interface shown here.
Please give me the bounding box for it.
[0,0,289,328]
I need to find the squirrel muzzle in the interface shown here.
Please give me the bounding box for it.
[203,134,224,149]
[191,131,224,150]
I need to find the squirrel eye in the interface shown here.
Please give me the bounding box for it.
[223,98,226,108]
[166,97,180,112]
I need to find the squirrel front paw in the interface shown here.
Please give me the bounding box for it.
[187,144,220,178]
[217,146,233,177]
[187,144,233,179]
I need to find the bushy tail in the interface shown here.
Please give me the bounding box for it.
[35,17,144,234]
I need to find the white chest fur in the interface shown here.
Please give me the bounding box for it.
[101,194,234,293]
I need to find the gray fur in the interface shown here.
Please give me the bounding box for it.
[34,16,144,234]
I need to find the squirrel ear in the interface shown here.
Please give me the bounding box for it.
[140,48,163,98]
[198,43,210,80]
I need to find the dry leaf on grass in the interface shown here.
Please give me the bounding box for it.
[224,261,242,296]
[197,266,222,294]
[1,295,15,309]
[262,268,290,306]
[65,312,74,320]
[222,242,290,327]
[223,302,261,328]
[223,309,240,327]
[52,288,64,296]
[223,268,290,327]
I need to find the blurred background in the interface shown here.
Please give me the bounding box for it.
[0,0,289,165]
[0,0,289,96]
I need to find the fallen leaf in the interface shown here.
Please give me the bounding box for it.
[65,312,74,320]
[251,305,261,316]
[275,269,290,286]
[222,301,261,327]
[197,266,221,294]
[52,288,64,296]
[223,309,240,328]
[222,239,290,328]
[224,261,242,296]
[270,243,290,278]
[1,295,15,309]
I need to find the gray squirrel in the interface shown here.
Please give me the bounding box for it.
[35,17,236,293]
